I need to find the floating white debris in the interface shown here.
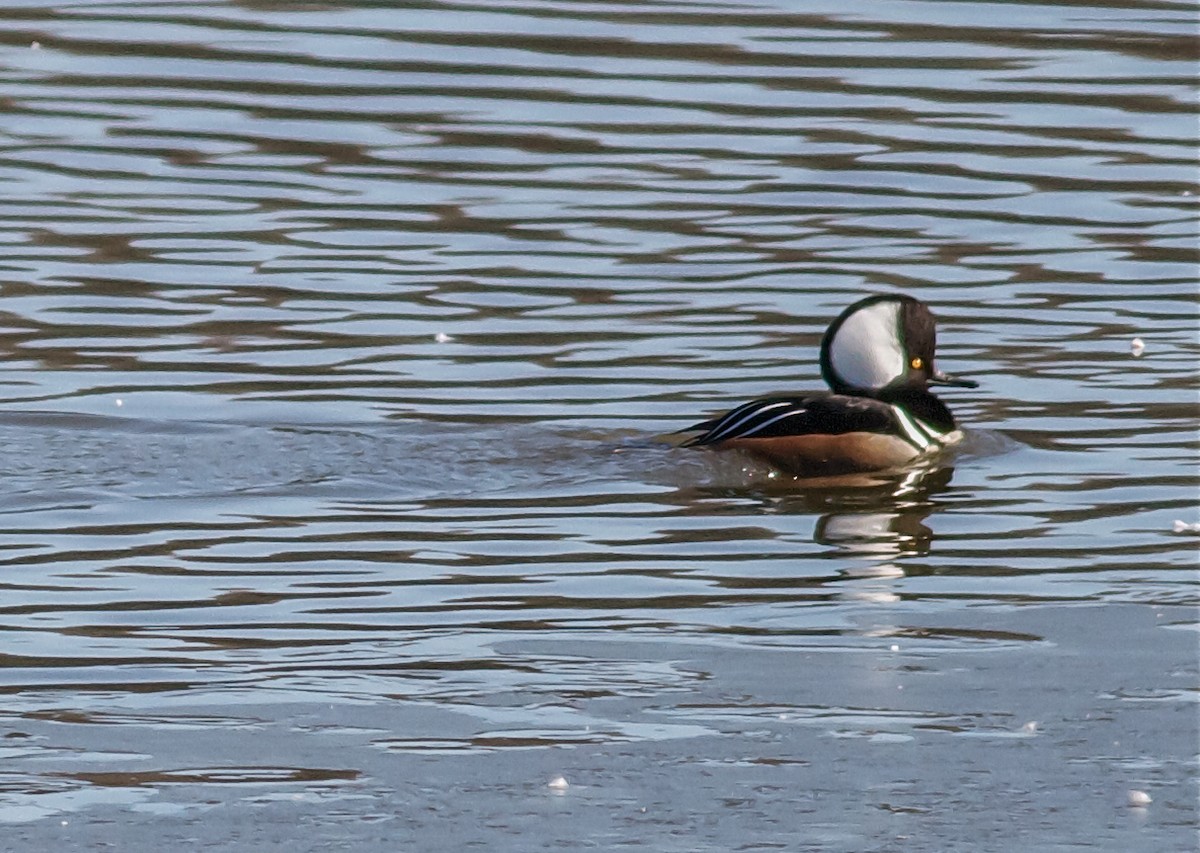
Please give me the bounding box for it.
[1130,338,1145,357]
[31,41,41,50]
[114,398,124,408]
[1021,721,1038,734]
[1172,520,1200,535]
[889,644,900,652]
[1127,789,1152,807]
[434,332,453,343]
[547,775,569,791]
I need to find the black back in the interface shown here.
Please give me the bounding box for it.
[682,392,950,447]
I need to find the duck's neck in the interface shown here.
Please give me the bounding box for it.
[877,388,957,432]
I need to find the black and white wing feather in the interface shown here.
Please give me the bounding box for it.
[681,394,895,446]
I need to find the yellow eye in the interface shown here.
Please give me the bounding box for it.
[910,357,923,370]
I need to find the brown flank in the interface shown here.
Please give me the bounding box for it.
[717,432,919,477]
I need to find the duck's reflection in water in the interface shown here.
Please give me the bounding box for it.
[742,462,950,543]
[664,446,958,604]
[739,463,956,599]
[805,465,954,603]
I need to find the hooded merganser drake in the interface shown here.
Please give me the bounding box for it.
[681,294,978,477]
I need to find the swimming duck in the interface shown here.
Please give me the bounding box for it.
[681,294,977,476]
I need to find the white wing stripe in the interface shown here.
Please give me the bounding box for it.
[706,401,793,442]
[737,408,808,438]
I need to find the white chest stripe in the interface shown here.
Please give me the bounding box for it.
[920,419,948,442]
[890,406,948,451]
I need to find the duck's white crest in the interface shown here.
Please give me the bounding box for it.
[829,299,905,390]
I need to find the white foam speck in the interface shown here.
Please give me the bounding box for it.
[1172,520,1200,535]
[547,775,569,790]
[434,332,452,343]
[1127,789,1152,807]
[1130,338,1144,357]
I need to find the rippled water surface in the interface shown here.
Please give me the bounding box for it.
[0,0,1196,849]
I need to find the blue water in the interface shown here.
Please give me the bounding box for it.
[0,0,1196,849]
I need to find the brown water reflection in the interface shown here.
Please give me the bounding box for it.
[0,0,1197,849]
